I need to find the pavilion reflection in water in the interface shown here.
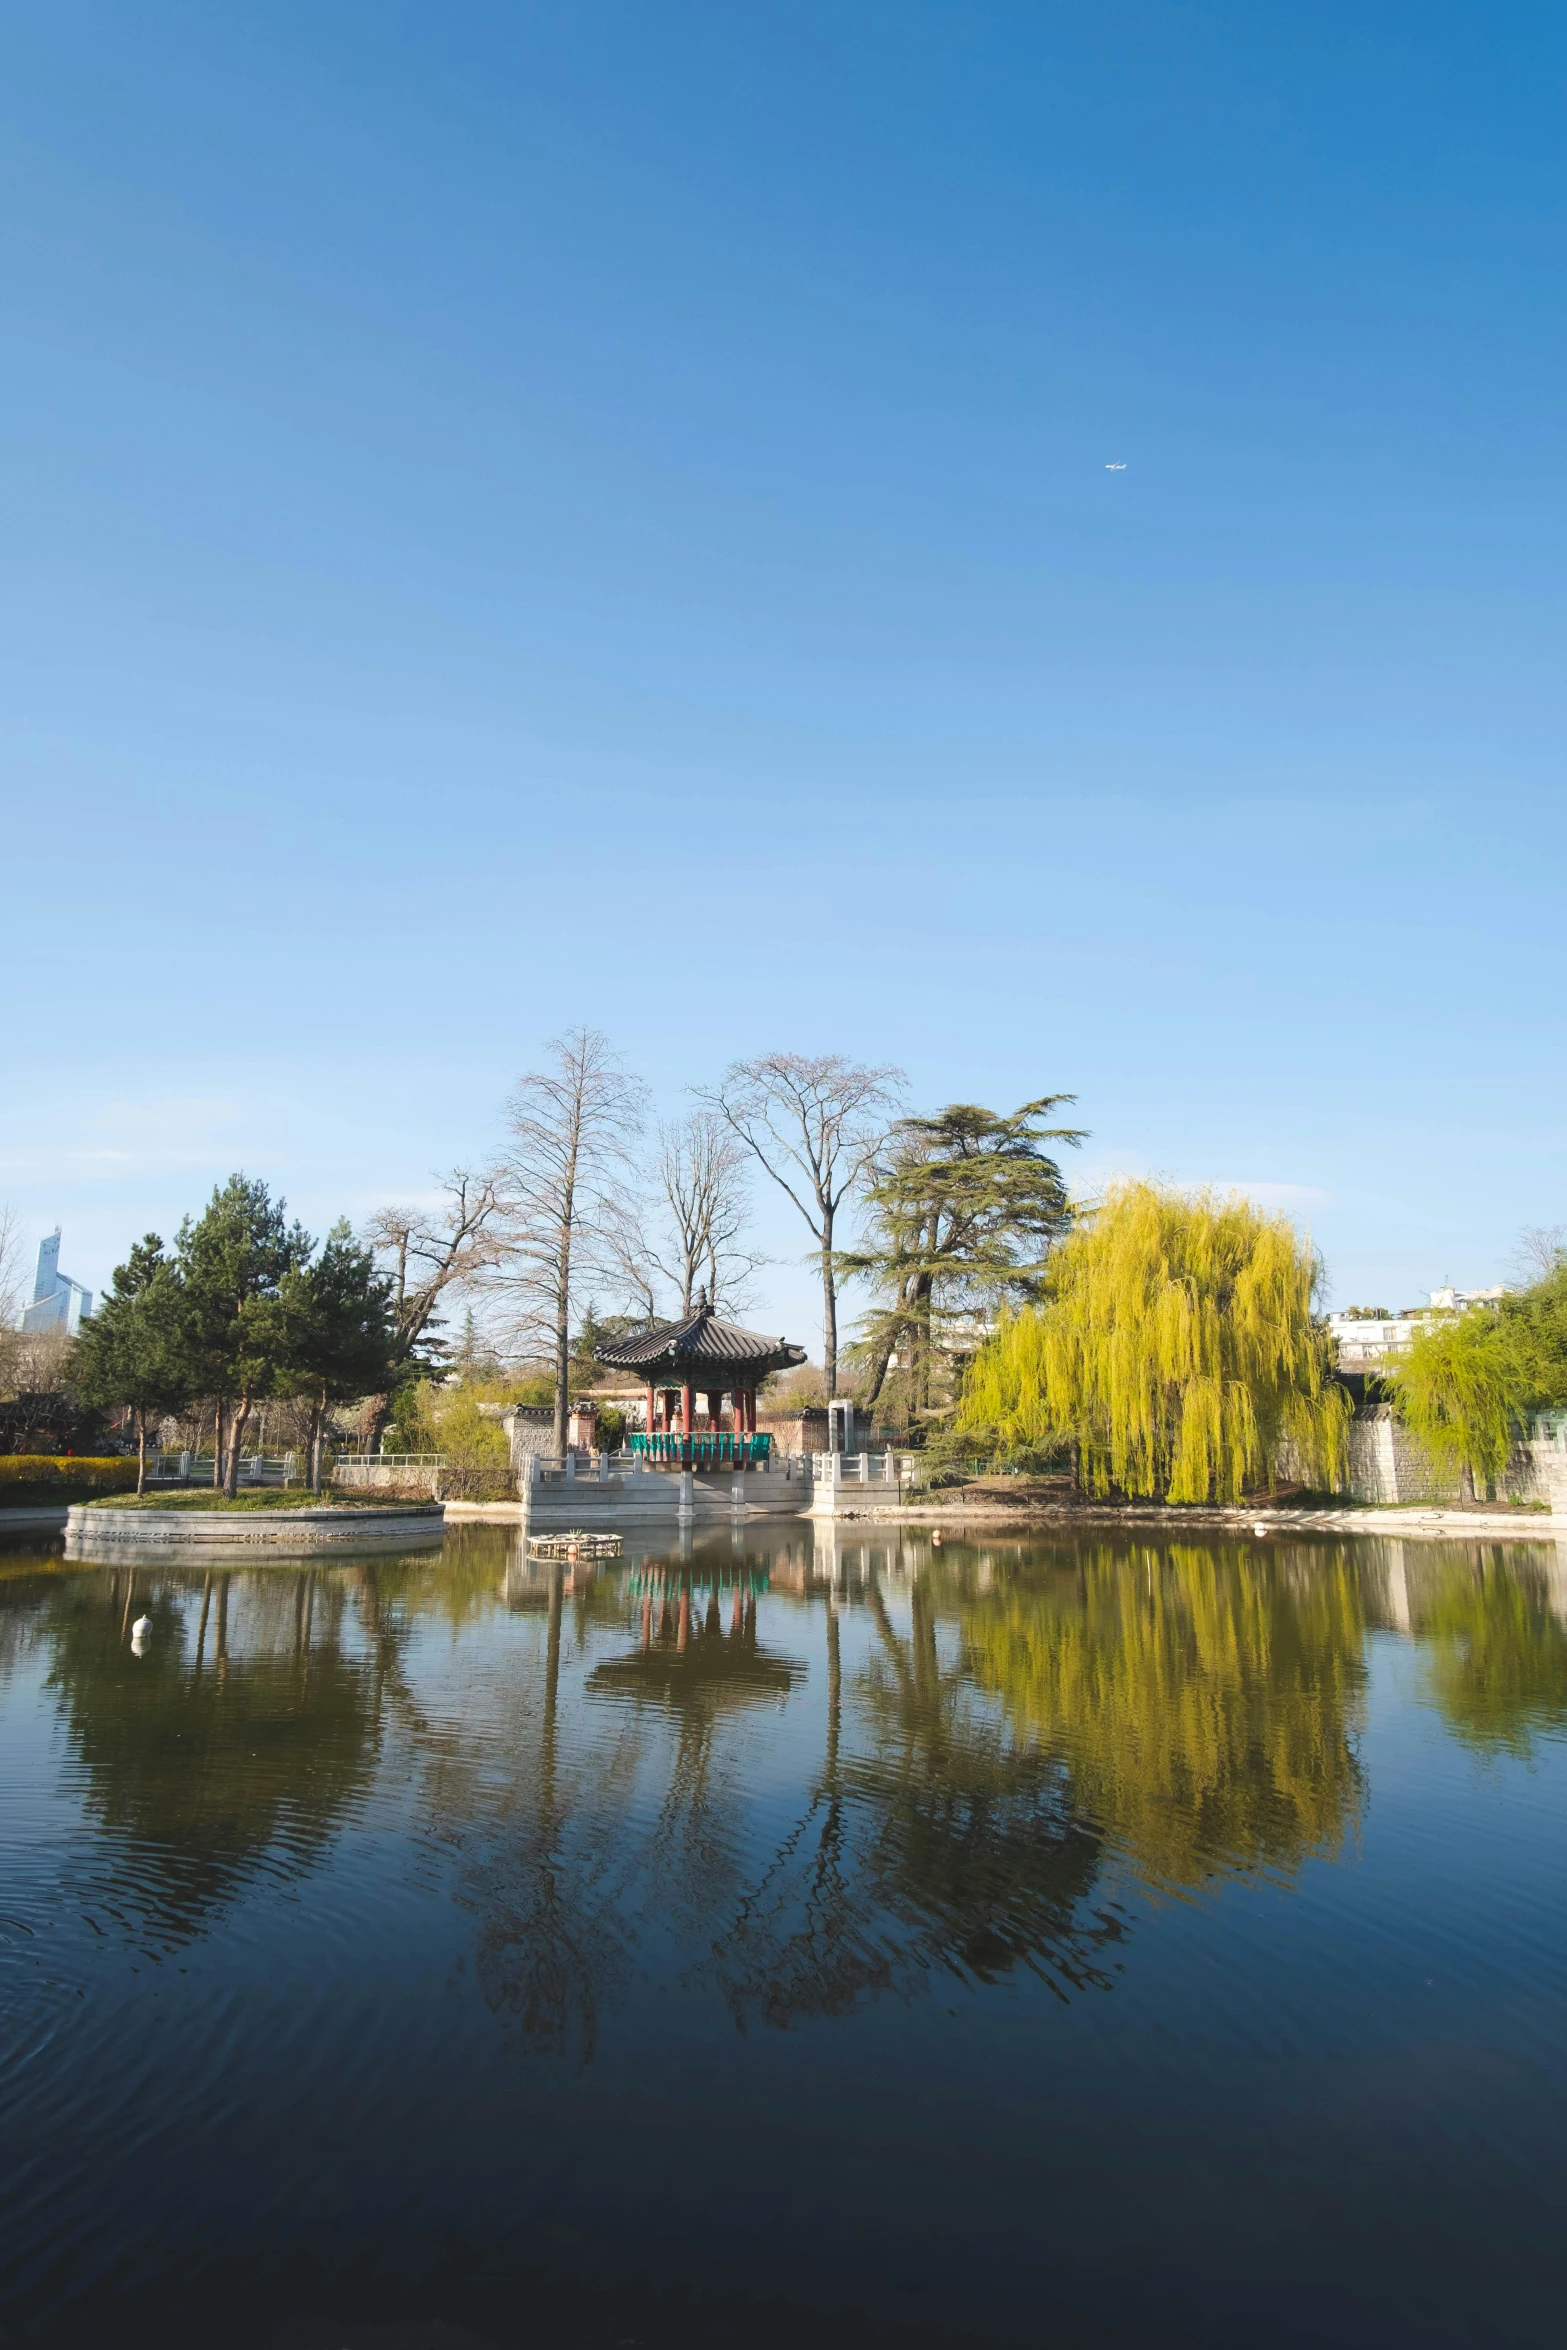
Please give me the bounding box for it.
[590,1560,803,1716]
[22,1532,1567,2047]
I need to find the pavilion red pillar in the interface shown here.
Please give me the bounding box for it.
[681,1381,695,1461]
[646,1383,657,1437]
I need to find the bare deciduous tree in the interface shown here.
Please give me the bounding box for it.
[362,1168,507,1444]
[613,1112,762,1320]
[497,1028,648,1452]
[598,1197,662,1326]
[0,1203,23,1328]
[697,1052,904,1396]
[655,1112,762,1314]
[1511,1226,1567,1286]
[0,1205,25,1397]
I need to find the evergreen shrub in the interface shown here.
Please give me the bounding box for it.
[0,1456,140,1506]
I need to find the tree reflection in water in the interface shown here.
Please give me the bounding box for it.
[590,1568,806,1932]
[959,1540,1368,1892]
[419,1536,1381,2050]
[709,1568,1121,2030]
[28,1527,1557,2071]
[1410,1543,1567,1759]
[448,1560,641,2060]
[40,1565,381,1948]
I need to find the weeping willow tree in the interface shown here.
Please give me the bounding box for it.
[1388,1308,1529,1503]
[961,1541,1367,1890]
[960,1181,1348,1503]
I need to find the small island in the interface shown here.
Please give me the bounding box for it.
[64,1490,445,1560]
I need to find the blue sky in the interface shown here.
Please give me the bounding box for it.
[4,1,1564,1345]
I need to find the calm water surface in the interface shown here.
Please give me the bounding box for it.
[3,1524,1567,2348]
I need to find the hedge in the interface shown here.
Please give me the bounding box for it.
[0,1456,140,1507]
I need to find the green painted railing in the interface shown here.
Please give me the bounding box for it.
[629,1432,772,1467]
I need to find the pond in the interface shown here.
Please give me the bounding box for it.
[3,1524,1567,2349]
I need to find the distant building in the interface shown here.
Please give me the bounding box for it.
[1328,1285,1506,1372]
[20,1229,93,1337]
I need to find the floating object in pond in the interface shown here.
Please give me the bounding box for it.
[526,1531,622,1560]
[1252,1524,1269,1537]
[930,1531,942,1547]
[131,1616,152,1638]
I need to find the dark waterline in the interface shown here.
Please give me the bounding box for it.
[3,1524,1566,2349]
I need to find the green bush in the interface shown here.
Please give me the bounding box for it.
[917,1425,996,1488]
[0,1456,140,1507]
[385,1382,438,1455]
[428,1392,515,1500]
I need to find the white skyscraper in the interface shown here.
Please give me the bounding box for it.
[20,1229,93,1337]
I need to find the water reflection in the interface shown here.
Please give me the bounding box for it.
[959,1539,1368,1892]
[1404,1541,1567,1758]
[589,1565,803,1718]
[7,1527,1567,2347]
[6,1528,1566,2008]
[457,1562,641,2059]
[708,1572,1120,2030]
[39,1566,380,1945]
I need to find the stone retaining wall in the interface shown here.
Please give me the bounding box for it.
[64,1504,447,1556]
[1345,1409,1567,1510]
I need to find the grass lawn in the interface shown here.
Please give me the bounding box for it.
[84,1489,439,1513]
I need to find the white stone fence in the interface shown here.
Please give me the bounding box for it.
[334,1453,446,1496]
[521,1448,806,1486]
[810,1453,917,1489]
[516,1448,914,1490]
[147,1451,299,1487]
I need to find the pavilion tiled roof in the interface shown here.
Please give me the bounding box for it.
[593,1295,806,1381]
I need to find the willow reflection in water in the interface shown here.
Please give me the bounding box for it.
[959,1538,1369,1892]
[8,1529,1567,2350]
[420,1534,1378,2049]
[6,1533,1512,2017]
[1409,1542,1567,1758]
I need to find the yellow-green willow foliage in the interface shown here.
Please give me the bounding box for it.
[961,1542,1367,1890]
[960,1181,1347,1502]
[1414,1552,1567,1759]
[1388,1309,1528,1496]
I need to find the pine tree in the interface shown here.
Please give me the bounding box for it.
[177,1176,312,1495]
[279,1221,399,1491]
[842,1098,1084,1426]
[71,1236,192,1493]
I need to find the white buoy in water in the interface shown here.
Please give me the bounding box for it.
[1252,1524,1269,1537]
[132,1615,152,1638]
